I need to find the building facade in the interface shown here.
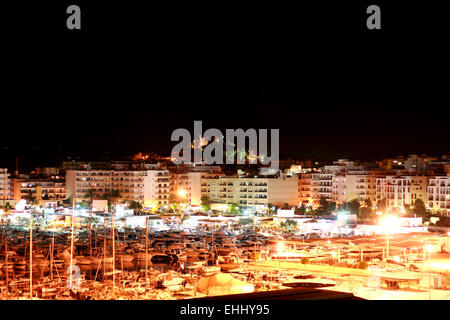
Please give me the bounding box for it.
[298,173,313,205]
[202,174,298,209]
[376,176,428,209]
[18,179,66,204]
[428,176,450,214]
[66,169,171,207]
[0,168,12,201]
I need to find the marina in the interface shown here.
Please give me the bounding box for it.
[1,212,449,300]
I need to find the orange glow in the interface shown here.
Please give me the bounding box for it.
[277,243,284,254]
[379,215,400,233]
[177,189,187,198]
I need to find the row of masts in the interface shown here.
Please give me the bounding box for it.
[1,199,156,299]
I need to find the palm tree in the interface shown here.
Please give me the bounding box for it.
[128,201,143,215]
[104,189,121,212]
[84,189,95,205]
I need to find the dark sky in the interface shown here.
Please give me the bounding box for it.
[2,2,449,169]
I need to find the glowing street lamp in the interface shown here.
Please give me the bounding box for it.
[177,189,187,198]
[425,243,433,300]
[380,215,399,260]
[277,242,284,254]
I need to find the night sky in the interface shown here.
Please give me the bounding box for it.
[2,2,449,170]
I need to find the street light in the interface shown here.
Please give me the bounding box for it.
[177,189,187,198]
[425,243,433,300]
[380,215,399,260]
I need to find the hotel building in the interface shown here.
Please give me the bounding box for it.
[170,171,223,206]
[66,169,170,207]
[376,175,428,209]
[428,176,450,215]
[17,179,66,204]
[298,172,313,205]
[332,174,378,204]
[0,168,12,201]
[202,174,298,209]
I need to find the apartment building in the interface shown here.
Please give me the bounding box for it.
[311,171,334,204]
[428,176,450,214]
[202,174,298,209]
[66,169,171,207]
[170,172,224,206]
[17,179,66,204]
[404,154,437,172]
[298,173,313,205]
[333,174,378,204]
[310,160,366,206]
[142,170,170,207]
[0,168,12,201]
[376,176,428,208]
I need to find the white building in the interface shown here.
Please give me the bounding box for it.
[0,168,11,201]
[66,169,170,207]
[333,174,378,204]
[311,160,365,206]
[202,174,298,210]
[376,175,428,209]
[428,176,450,215]
[170,171,223,206]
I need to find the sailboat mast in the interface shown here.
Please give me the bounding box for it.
[145,216,148,286]
[103,215,106,277]
[5,232,8,297]
[50,231,54,280]
[2,168,6,247]
[29,209,33,298]
[112,206,116,296]
[89,209,92,256]
[70,198,75,290]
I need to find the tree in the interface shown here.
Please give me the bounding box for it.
[128,201,143,215]
[316,197,336,216]
[413,198,428,218]
[42,193,49,200]
[84,189,95,203]
[342,199,361,216]
[228,203,239,215]
[296,204,307,215]
[328,201,337,213]
[358,199,374,219]
[376,197,387,211]
[78,202,89,208]
[201,196,211,212]
[25,190,36,205]
[104,189,121,211]
[280,219,297,229]
[267,203,279,215]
